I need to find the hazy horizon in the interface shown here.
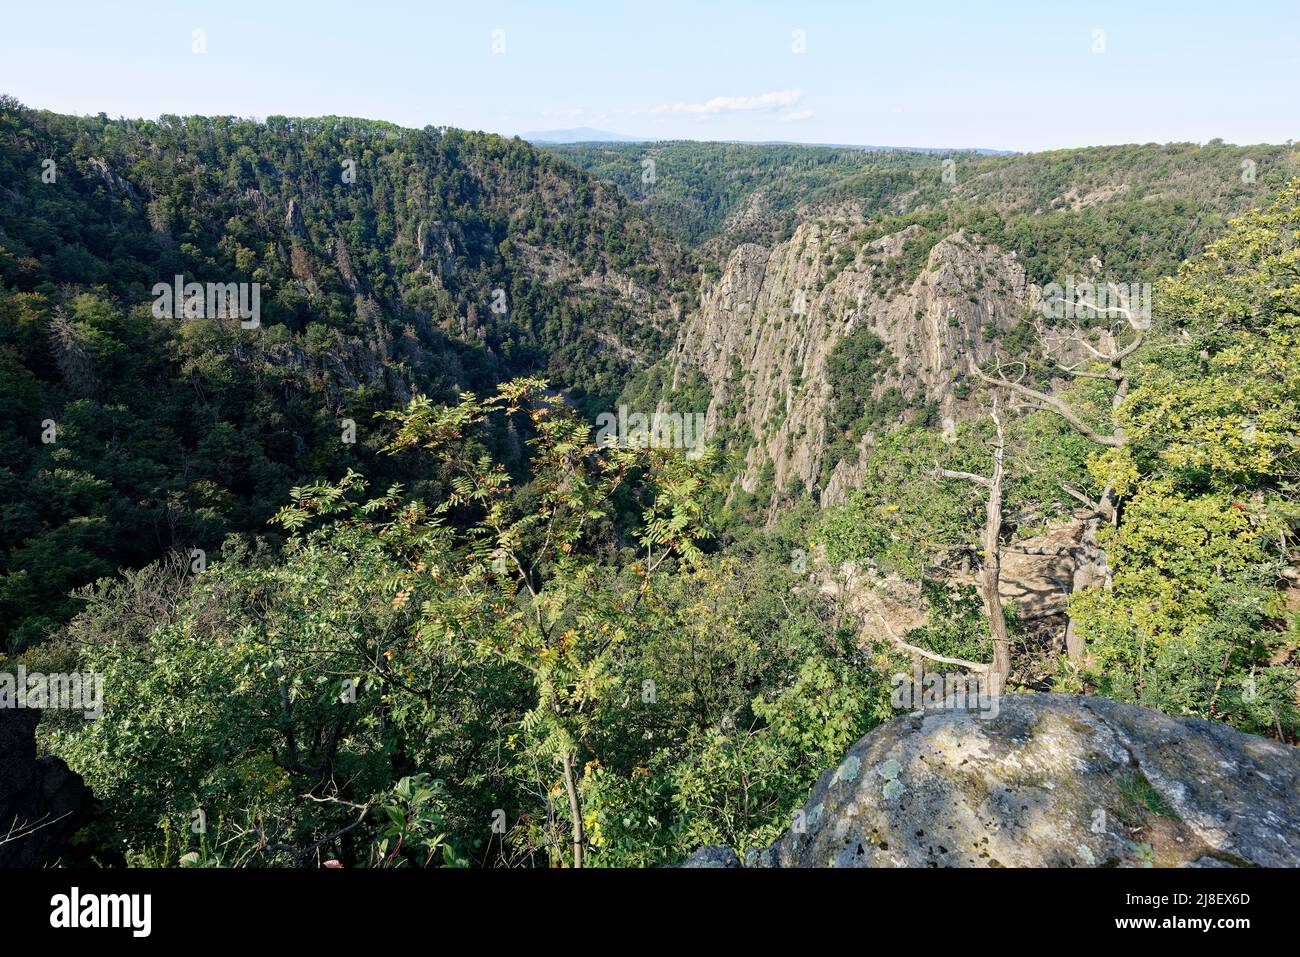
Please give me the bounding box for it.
[2,95,1292,157]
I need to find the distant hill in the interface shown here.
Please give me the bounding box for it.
[744,141,1015,156]
[522,127,646,143]
[546,139,1300,250]
[525,129,1014,153]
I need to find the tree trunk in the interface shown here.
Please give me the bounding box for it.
[561,750,584,869]
[939,401,1011,690]
[1065,516,1105,662]
[983,408,1011,691]
[971,322,1141,668]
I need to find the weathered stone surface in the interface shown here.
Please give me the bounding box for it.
[87,156,137,197]
[818,557,929,650]
[0,707,92,868]
[676,845,741,868]
[705,694,1300,868]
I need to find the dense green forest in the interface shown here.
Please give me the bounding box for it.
[0,96,690,646]
[545,141,963,247]
[551,138,1299,283]
[2,98,1297,869]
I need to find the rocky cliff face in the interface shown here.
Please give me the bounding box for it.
[666,220,1040,506]
[680,693,1300,868]
[0,708,91,867]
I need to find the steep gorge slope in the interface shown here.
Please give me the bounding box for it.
[0,100,691,398]
[0,98,694,643]
[665,219,1039,505]
[638,142,1299,513]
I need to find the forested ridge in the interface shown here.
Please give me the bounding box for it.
[1,98,1296,869]
[549,138,1299,278]
[0,96,690,646]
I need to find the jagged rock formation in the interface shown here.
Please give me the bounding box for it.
[667,220,1040,505]
[284,197,307,237]
[88,156,137,198]
[683,694,1300,868]
[0,708,91,867]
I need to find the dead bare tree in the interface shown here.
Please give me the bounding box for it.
[972,282,1146,520]
[48,306,98,396]
[969,282,1148,661]
[938,395,1011,690]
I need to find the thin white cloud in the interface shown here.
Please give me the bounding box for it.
[649,89,803,118]
[779,110,813,122]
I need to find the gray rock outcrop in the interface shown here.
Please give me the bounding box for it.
[675,845,741,868]
[0,707,91,868]
[682,694,1300,868]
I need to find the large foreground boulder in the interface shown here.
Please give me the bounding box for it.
[689,693,1300,868]
[0,707,91,867]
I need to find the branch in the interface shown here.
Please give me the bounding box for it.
[939,468,992,488]
[1060,484,1104,514]
[875,614,989,674]
[970,360,1124,447]
[0,810,74,848]
[1005,544,1085,557]
[258,800,373,868]
[1051,360,1113,381]
[1037,301,1145,371]
[1114,328,1146,361]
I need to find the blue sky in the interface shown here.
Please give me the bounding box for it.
[2,0,1297,151]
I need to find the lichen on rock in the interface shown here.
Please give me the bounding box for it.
[679,693,1300,868]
